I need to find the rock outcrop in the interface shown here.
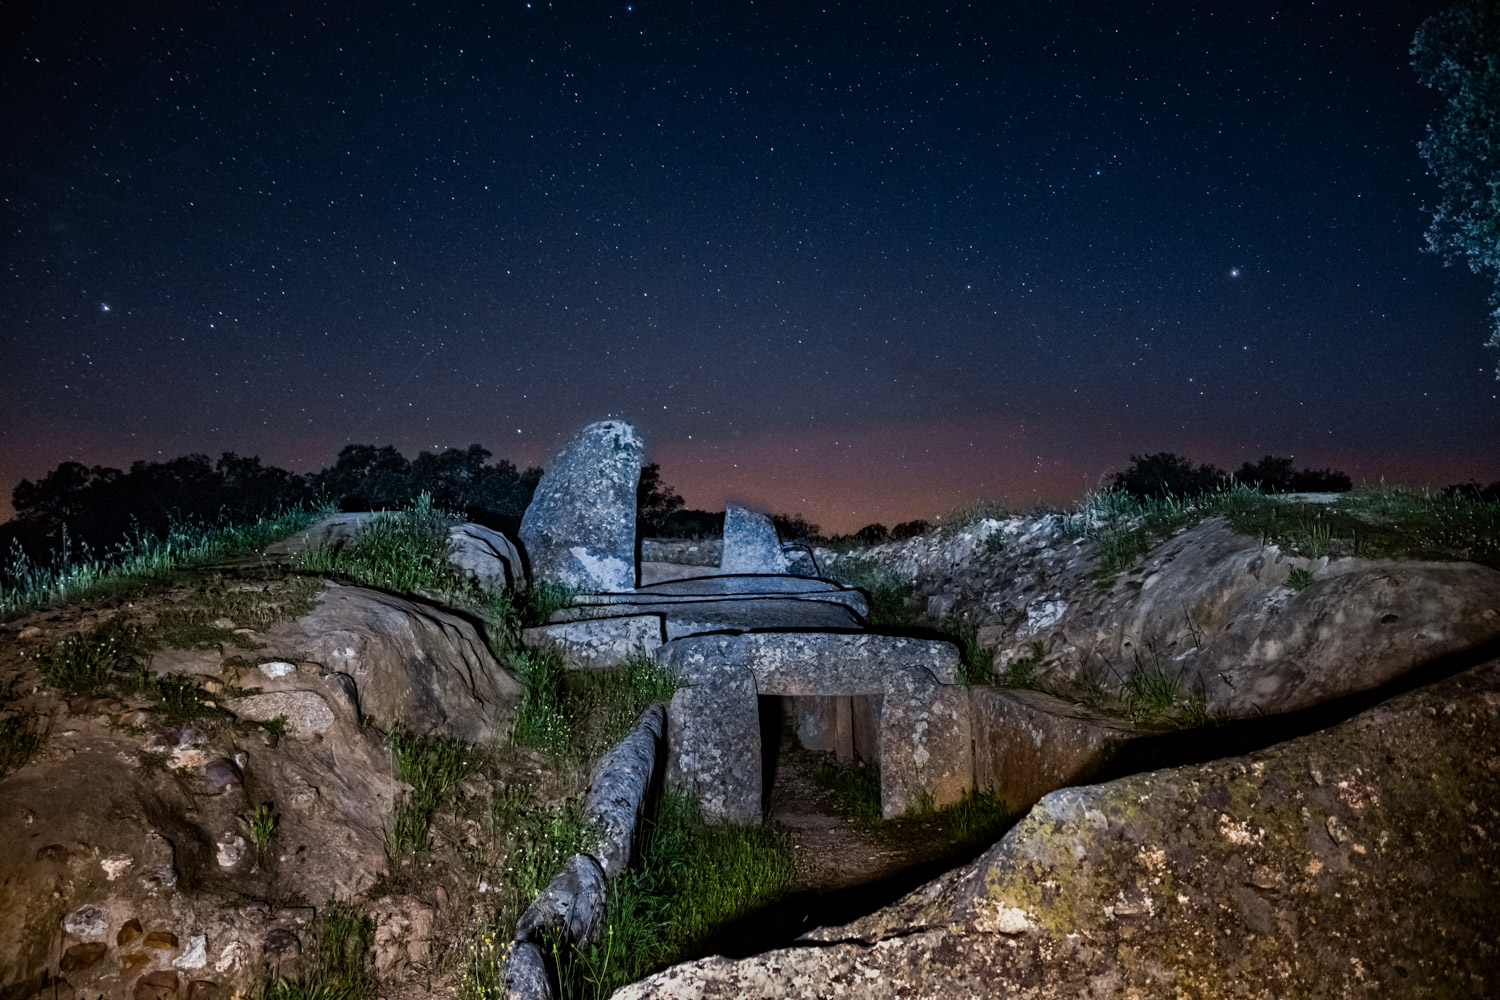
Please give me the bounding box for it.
[616,658,1500,999]
[519,420,643,592]
[823,515,1500,719]
[257,582,520,742]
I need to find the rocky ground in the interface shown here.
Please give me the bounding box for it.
[0,560,574,1000]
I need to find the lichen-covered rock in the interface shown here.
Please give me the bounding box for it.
[822,515,1500,719]
[519,420,643,592]
[665,663,762,824]
[720,503,790,575]
[615,659,1500,999]
[521,615,665,669]
[257,583,519,742]
[448,522,525,591]
[585,704,664,876]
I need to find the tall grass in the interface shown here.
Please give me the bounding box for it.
[511,649,678,761]
[555,791,795,1000]
[293,494,462,598]
[1064,485,1500,582]
[826,555,915,626]
[0,506,324,622]
[259,901,376,1000]
[385,724,482,858]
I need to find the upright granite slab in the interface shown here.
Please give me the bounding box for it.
[970,686,1140,812]
[720,503,790,574]
[519,420,643,591]
[660,632,971,819]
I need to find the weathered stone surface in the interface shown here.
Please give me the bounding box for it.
[501,940,551,1000]
[970,686,1140,812]
[448,522,525,591]
[720,503,789,575]
[781,543,820,577]
[661,632,960,690]
[851,694,881,764]
[555,598,862,638]
[876,670,973,816]
[640,539,722,567]
[258,583,519,741]
[515,853,607,949]
[826,515,1500,720]
[261,512,375,559]
[584,704,664,876]
[631,575,854,598]
[665,665,761,825]
[59,942,107,973]
[616,661,1500,1000]
[660,633,970,819]
[791,696,852,761]
[224,690,336,739]
[568,584,870,621]
[638,562,716,586]
[519,420,643,592]
[521,616,664,670]
[133,970,179,1000]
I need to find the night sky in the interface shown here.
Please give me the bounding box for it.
[4,1,1496,532]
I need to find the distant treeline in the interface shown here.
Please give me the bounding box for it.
[4,447,1497,565]
[1,444,541,563]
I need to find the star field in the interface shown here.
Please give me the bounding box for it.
[2,1,1495,530]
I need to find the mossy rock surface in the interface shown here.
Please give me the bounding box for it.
[616,659,1500,998]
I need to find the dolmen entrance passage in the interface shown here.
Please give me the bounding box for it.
[518,420,973,821]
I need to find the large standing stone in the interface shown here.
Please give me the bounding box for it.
[519,420,643,592]
[665,664,762,824]
[720,503,790,574]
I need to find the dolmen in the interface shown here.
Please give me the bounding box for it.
[517,420,971,822]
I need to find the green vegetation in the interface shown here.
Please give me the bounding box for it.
[1285,566,1315,591]
[1412,0,1500,372]
[385,724,481,858]
[241,802,279,869]
[0,715,44,778]
[294,493,461,598]
[1,506,322,622]
[260,901,376,1000]
[826,555,915,626]
[948,621,996,685]
[553,791,795,1000]
[1067,485,1500,583]
[810,756,1014,847]
[34,632,118,690]
[511,648,677,761]
[1118,661,1209,729]
[999,641,1046,689]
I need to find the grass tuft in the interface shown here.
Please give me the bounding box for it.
[1,506,324,622]
[1285,566,1315,591]
[554,790,794,999]
[385,724,481,858]
[1000,641,1046,689]
[259,901,375,1000]
[0,716,44,778]
[510,648,677,761]
[827,556,915,626]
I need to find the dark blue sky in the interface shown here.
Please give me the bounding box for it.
[3,1,1495,530]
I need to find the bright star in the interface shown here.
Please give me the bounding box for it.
[1230,268,1240,278]
[100,303,111,312]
